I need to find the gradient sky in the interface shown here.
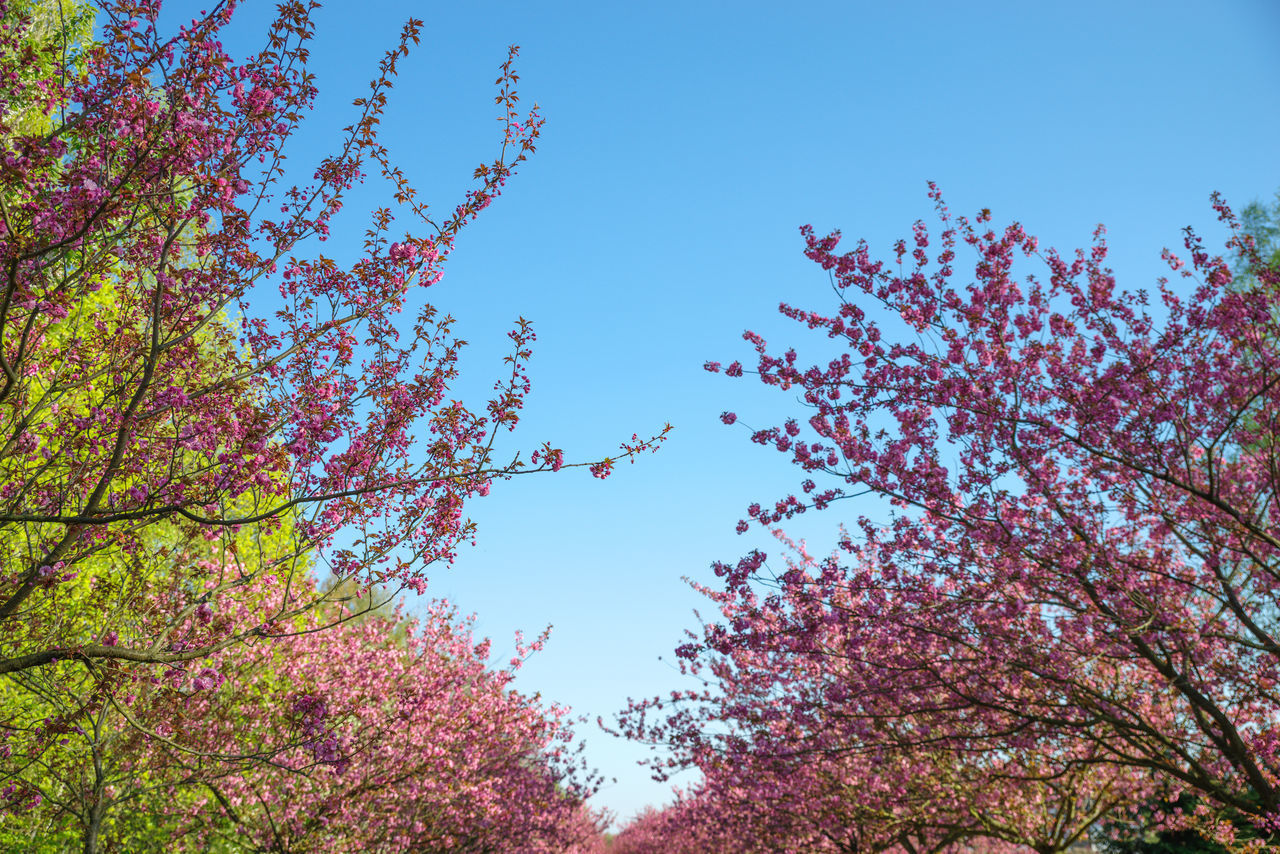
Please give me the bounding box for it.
[208,0,1280,829]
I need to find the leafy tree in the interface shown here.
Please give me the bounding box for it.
[1,0,94,136]
[1237,190,1280,279]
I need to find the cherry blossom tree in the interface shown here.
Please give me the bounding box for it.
[4,569,611,853]
[681,187,1280,842]
[0,0,664,675]
[0,1,667,847]
[620,531,1156,853]
[148,594,604,853]
[607,800,745,854]
[620,189,1280,848]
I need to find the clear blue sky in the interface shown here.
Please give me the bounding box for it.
[211,0,1280,829]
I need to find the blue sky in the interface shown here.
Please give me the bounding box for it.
[211,0,1280,829]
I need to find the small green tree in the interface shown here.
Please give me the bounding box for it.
[1234,189,1280,280]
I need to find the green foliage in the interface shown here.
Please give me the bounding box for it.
[1,0,93,135]
[1097,826,1228,854]
[1234,188,1280,282]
